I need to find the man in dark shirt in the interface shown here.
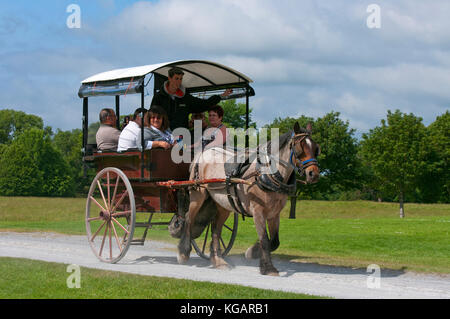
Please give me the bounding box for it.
[150,67,231,130]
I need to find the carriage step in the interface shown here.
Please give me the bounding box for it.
[130,239,145,246]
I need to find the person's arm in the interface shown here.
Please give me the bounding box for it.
[151,140,171,149]
[186,94,220,113]
[186,89,232,113]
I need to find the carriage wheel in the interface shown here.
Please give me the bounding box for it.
[86,167,136,263]
[191,211,239,260]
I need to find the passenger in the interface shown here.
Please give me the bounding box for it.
[150,67,232,130]
[117,108,147,152]
[189,112,207,145]
[121,116,130,130]
[137,105,175,150]
[202,105,228,149]
[96,108,121,151]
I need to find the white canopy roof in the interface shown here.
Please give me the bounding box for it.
[81,60,253,89]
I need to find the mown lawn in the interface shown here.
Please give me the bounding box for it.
[1,197,449,273]
[0,257,317,299]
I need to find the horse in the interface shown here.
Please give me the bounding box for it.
[177,122,320,275]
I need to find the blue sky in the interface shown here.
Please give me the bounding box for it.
[1,0,449,136]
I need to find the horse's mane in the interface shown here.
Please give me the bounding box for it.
[264,130,293,153]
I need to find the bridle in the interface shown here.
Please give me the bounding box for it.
[289,132,319,176]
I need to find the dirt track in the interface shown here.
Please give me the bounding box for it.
[0,231,449,299]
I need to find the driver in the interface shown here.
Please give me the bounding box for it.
[150,67,232,130]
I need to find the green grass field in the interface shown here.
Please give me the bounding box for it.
[1,196,449,274]
[0,257,318,299]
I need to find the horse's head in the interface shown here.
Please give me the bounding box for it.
[290,122,320,184]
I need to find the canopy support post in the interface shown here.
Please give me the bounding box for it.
[245,84,250,148]
[115,95,120,129]
[82,97,88,156]
[140,90,145,181]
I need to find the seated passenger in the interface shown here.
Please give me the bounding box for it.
[189,112,207,145]
[137,105,175,150]
[96,108,121,151]
[202,105,228,149]
[117,108,147,152]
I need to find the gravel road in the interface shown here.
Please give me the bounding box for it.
[0,231,448,299]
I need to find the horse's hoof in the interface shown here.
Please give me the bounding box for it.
[211,257,231,270]
[266,271,279,277]
[177,253,189,264]
[216,263,232,270]
[260,266,279,276]
[245,246,260,259]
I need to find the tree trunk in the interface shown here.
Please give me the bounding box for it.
[399,191,405,218]
[289,196,296,219]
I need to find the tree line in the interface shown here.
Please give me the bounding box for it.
[0,104,448,207]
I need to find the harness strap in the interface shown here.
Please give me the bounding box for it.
[225,175,250,220]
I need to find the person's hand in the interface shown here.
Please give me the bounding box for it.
[220,88,233,98]
[155,141,170,149]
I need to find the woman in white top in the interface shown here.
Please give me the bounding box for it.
[202,105,228,149]
[138,105,175,150]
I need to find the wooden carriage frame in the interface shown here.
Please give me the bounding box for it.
[79,60,255,263]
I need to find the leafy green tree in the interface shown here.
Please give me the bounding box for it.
[0,128,74,196]
[419,111,450,202]
[219,99,256,129]
[311,112,360,195]
[53,128,87,194]
[264,115,313,138]
[0,109,43,144]
[264,112,360,200]
[360,110,428,217]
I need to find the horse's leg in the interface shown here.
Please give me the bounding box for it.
[245,215,280,260]
[267,215,280,252]
[253,213,279,276]
[210,205,231,270]
[177,188,207,264]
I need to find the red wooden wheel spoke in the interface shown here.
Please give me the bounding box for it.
[110,221,123,253]
[107,171,111,210]
[99,222,109,257]
[111,217,130,234]
[97,180,109,212]
[111,190,128,213]
[112,210,132,218]
[111,176,120,208]
[109,221,113,260]
[90,220,107,242]
[90,196,106,212]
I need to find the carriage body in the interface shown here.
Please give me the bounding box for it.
[92,149,190,213]
[80,60,254,263]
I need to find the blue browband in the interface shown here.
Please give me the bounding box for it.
[289,149,317,167]
[302,158,317,165]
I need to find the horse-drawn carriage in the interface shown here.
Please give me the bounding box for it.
[79,60,255,263]
[79,60,320,275]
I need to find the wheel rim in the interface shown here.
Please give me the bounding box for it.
[86,168,135,263]
[192,211,238,259]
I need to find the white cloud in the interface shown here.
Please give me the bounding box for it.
[2,0,450,134]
